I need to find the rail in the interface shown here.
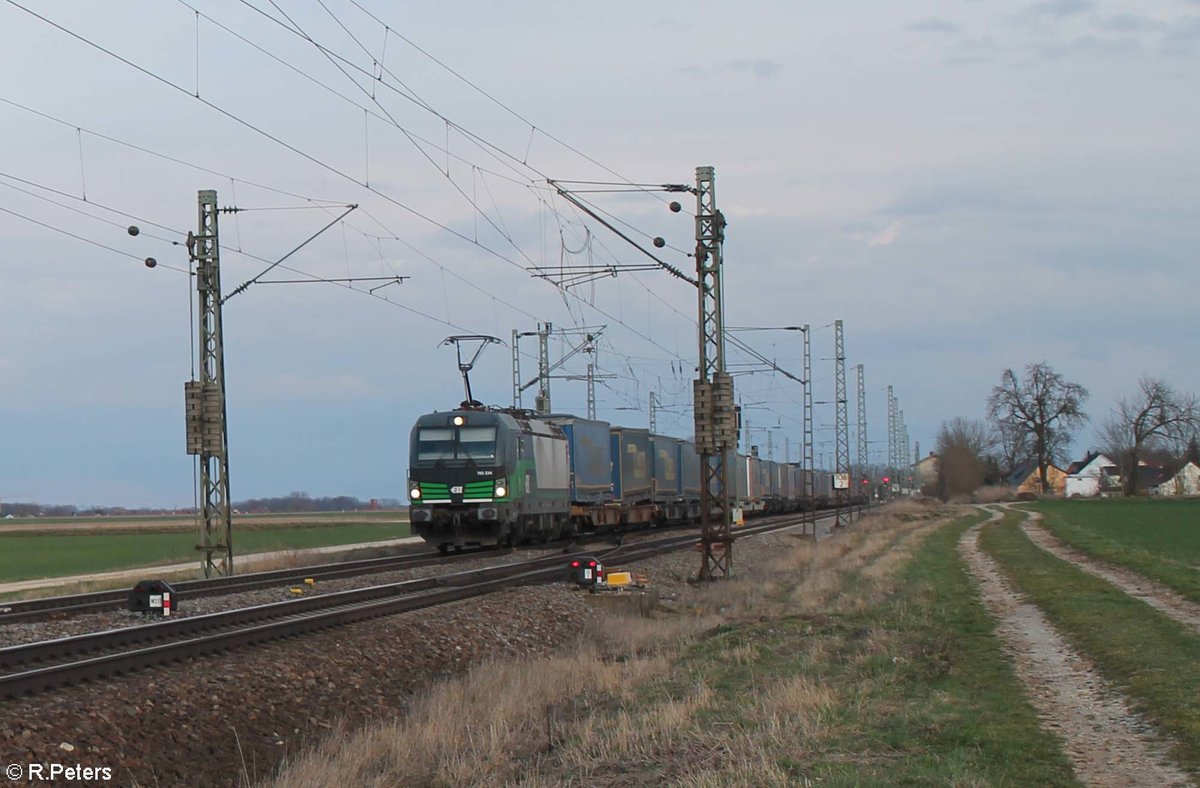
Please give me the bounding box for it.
[0,513,825,698]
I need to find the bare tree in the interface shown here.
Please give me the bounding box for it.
[987,362,1089,494]
[935,417,995,501]
[1100,377,1200,496]
[992,417,1031,478]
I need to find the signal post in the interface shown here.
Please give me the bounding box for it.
[185,190,233,577]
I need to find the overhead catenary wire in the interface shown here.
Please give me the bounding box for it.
[0,203,189,274]
[0,96,349,208]
[3,1,541,281]
[12,5,696,372]
[0,169,185,243]
[341,0,675,205]
[5,3,810,432]
[218,0,537,187]
[0,160,485,335]
[0,91,547,336]
[219,0,688,286]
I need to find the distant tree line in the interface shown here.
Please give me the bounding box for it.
[0,502,84,518]
[1,491,404,518]
[932,361,1200,501]
[233,491,391,513]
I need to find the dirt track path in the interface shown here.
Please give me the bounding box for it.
[960,506,1191,787]
[1006,504,1200,634]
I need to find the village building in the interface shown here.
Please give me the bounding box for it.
[913,453,939,491]
[1064,452,1120,498]
[1007,460,1067,496]
[1150,460,1200,497]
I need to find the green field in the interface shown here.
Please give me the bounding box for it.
[0,509,406,533]
[1028,498,1200,604]
[982,507,1200,774]
[0,521,413,584]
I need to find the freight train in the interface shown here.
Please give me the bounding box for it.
[406,403,844,552]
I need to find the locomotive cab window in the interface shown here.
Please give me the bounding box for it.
[458,427,497,460]
[416,426,498,461]
[417,428,456,461]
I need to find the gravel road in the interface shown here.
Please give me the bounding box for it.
[962,506,1192,787]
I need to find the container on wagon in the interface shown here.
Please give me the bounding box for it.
[546,416,614,504]
[650,434,683,501]
[610,427,652,503]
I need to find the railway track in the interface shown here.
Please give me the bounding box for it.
[0,506,841,624]
[0,547,490,624]
[0,513,823,699]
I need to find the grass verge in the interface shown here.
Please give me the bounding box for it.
[980,509,1200,775]
[270,503,1079,786]
[1027,499,1200,604]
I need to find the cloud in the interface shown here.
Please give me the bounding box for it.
[943,36,1000,65]
[1028,0,1094,18]
[1038,34,1143,59]
[681,59,782,81]
[1095,14,1163,34]
[868,222,901,247]
[906,17,962,34]
[884,186,1040,220]
[1162,16,1200,57]
[843,221,902,248]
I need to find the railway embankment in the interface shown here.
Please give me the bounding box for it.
[267,502,1086,786]
[9,500,1197,785]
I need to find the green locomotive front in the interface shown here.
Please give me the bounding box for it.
[407,407,571,551]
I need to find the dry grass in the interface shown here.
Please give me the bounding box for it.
[0,550,320,602]
[972,486,1015,504]
[233,549,319,574]
[779,505,948,616]
[0,568,204,602]
[267,641,685,787]
[268,503,961,787]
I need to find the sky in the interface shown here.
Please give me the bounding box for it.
[1,1,1198,507]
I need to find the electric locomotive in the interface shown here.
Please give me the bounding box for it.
[407,405,571,552]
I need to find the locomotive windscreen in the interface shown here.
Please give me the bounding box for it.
[457,427,497,460]
[416,427,497,461]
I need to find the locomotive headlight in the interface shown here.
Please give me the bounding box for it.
[494,484,507,498]
[452,415,465,426]
[409,487,421,500]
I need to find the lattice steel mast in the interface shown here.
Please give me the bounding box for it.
[691,166,736,580]
[585,362,596,420]
[535,321,552,414]
[857,363,868,511]
[803,323,814,537]
[833,320,850,528]
[185,190,233,577]
[887,385,897,499]
[511,329,522,408]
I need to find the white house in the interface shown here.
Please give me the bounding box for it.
[1064,452,1118,498]
[1151,461,1200,497]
